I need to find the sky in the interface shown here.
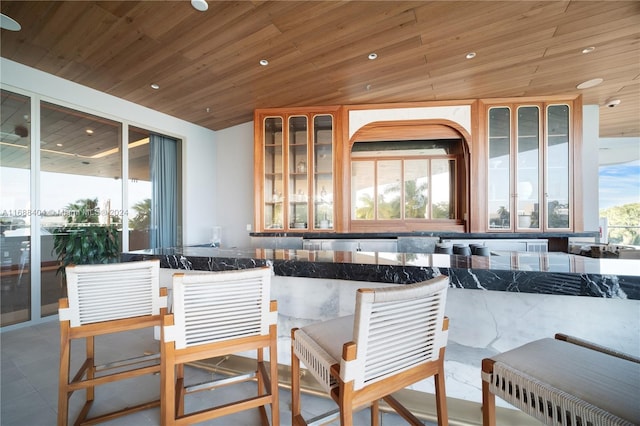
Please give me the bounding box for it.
[598,160,640,210]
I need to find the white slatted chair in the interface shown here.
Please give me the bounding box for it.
[58,259,168,426]
[291,275,450,426]
[161,266,279,426]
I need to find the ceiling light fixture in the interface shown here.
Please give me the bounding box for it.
[582,46,595,54]
[86,129,94,135]
[191,0,208,12]
[368,53,378,60]
[576,78,603,89]
[0,13,21,31]
[259,59,269,66]
[465,52,476,59]
[150,83,160,90]
[605,99,621,108]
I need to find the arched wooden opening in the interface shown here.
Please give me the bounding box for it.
[346,119,471,233]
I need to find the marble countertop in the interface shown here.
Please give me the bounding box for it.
[122,246,640,300]
[125,246,639,276]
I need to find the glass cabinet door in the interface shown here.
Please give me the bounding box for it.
[516,106,540,230]
[545,104,570,229]
[488,107,512,230]
[288,116,308,230]
[313,114,333,229]
[263,117,283,229]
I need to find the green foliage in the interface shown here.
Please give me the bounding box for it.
[52,224,120,276]
[600,203,640,245]
[129,198,151,231]
[64,198,99,224]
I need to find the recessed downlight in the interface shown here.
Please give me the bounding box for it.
[465,52,476,59]
[150,83,160,90]
[259,59,269,66]
[581,46,595,54]
[368,53,378,60]
[191,0,208,11]
[85,129,94,135]
[0,13,21,31]
[576,78,603,89]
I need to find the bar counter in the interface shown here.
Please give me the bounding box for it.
[122,246,640,413]
[122,246,640,300]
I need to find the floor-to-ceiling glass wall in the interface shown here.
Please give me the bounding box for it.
[1,87,182,328]
[0,90,32,327]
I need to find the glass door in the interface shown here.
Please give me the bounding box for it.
[0,90,32,326]
[313,114,333,229]
[516,106,540,230]
[545,104,570,229]
[263,117,284,229]
[288,116,308,230]
[487,107,512,230]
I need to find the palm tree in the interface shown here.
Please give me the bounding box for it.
[64,198,99,224]
[129,198,151,231]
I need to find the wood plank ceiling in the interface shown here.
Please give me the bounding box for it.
[1,0,639,139]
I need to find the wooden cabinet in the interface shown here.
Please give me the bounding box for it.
[483,99,577,232]
[254,107,340,232]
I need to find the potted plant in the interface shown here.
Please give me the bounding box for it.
[52,198,120,276]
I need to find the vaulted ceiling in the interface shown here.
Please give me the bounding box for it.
[1,1,639,138]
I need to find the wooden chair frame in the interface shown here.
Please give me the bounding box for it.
[160,268,279,426]
[57,260,168,426]
[291,276,450,426]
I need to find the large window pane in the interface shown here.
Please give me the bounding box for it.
[352,161,375,219]
[432,159,455,219]
[377,160,401,219]
[0,90,31,326]
[128,127,152,250]
[40,101,122,316]
[404,159,429,219]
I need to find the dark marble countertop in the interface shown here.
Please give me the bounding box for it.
[122,247,639,300]
[249,231,598,239]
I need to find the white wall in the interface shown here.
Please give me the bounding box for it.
[214,122,255,248]
[0,58,217,246]
[582,105,600,231]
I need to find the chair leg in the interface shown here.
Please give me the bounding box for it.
[339,381,354,426]
[434,369,449,426]
[481,367,496,426]
[291,333,302,425]
[58,322,71,426]
[86,336,96,402]
[370,400,380,426]
[161,347,176,425]
[269,324,280,426]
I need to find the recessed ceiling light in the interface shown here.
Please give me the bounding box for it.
[191,0,208,11]
[86,129,94,135]
[582,46,595,54]
[576,78,603,89]
[150,83,160,90]
[368,53,378,60]
[0,13,21,31]
[259,59,269,66]
[56,143,63,147]
[465,52,476,59]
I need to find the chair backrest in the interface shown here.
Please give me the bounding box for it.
[61,260,162,327]
[170,266,274,349]
[344,275,449,390]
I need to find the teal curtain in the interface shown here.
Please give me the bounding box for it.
[150,134,177,248]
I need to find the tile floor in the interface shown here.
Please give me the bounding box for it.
[1,320,436,426]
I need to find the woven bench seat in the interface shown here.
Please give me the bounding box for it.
[481,334,640,426]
